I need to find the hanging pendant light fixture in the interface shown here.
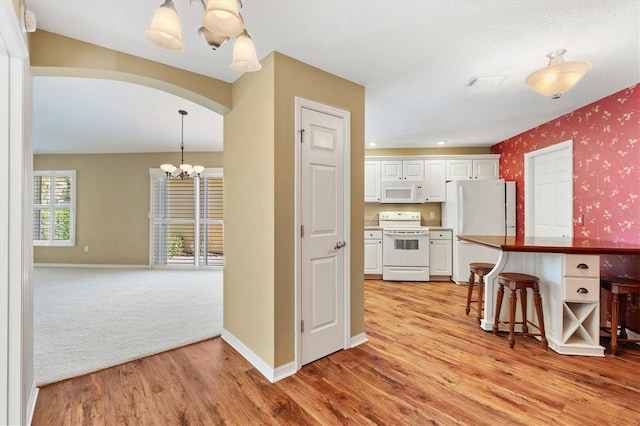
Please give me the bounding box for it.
[144,0,185,51]
[202,0,244,37]
[525,49,591,99]
[230,29,262,72]
[160,110,205,179]
[145,0,261,72]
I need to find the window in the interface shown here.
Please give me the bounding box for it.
[33,170,76,246]
[149,169,223,268]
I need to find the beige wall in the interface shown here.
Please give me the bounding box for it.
[274,53,365,365]
[223,54,276,365]
[224,52,365,368]
[29,31,232,115]
[34,152,223,265]
[30,31,366,372]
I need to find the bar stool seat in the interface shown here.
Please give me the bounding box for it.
[493,272,548,350]
[466,262,495,325]
[600,276,640,355]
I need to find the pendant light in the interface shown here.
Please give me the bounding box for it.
[230,29,262,72]
[145,0,261,72]
[160,110,205,179]
[202,0,244,37]
[144,0,185,52]
[525,49,591,99]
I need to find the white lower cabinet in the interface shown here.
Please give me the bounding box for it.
[557,254,602,355]
[364,230,383,275]
[429,230,452,279]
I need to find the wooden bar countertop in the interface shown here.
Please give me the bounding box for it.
[457,235,640,255]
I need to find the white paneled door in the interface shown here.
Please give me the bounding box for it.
[300,106,346,365]
[525,140,573,238]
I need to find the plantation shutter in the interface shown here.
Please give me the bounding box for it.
[33,170,76,246]
[200,177,224,262]
[150,171,223,268]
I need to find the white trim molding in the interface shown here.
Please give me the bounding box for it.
[221,329,296,383]
[524,139,573,237]
[350,332,368,348]
[0,1,36,424]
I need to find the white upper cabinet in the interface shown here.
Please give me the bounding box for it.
[445,157,499,180]
[473,158,500,180]
[364,160,381,202]
[422,159,446,202]
[365,155,500,203]
[381,160,424,182]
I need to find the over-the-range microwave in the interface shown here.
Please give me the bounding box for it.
[381,183,424,203]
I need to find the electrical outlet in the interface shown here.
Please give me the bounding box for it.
[429,211,435,219]
[84,245,89,252]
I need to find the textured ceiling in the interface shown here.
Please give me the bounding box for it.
[28,0,640,154]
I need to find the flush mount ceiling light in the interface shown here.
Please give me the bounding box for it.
[160,110,205,179]
[145,0,261,72]
[525,49,591,99]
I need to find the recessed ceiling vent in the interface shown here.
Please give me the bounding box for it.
[467,76,508,87]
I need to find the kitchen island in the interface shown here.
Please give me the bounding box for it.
[458,235,640,357]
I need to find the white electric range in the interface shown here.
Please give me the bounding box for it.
[379,211,430,281]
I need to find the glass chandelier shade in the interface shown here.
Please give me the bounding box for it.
[145,0,261,72]
[525,49,591,99]
[230,29,262,72]
[144,0,185,51]
[202,0,244,37]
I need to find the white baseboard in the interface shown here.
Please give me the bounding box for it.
[34,263,149,269]
[350,332,368,348]
[27,382,39,426]
[221,329,296,383]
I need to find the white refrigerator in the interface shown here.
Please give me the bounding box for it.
[442,179,516,283]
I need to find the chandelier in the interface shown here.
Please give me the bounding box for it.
[145,0,261,72]
[525,49,591,99]
[160,110,205,179]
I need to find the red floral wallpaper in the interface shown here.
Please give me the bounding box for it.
[491,84,640,281]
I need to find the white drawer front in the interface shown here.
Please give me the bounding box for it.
[562,254,599,278]
[563,278,600,302]
[430,230,452,240]
[364,230,383,240]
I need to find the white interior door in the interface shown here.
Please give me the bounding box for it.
[525,140,573,237]
[300,105,346,365]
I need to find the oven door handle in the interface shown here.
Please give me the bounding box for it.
[384,230,429,236]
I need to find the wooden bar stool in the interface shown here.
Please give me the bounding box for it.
[466,262,495,325]
[492,272,548,350]
[600,276,640,355]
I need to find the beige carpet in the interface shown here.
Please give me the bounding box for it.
[33,267,223,386]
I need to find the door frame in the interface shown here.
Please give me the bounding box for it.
[294,97,351,371]
[0,2,36,423]
[524,139,573,237]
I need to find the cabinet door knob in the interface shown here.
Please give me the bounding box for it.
[577,287,589,294]
[576,263,589,269]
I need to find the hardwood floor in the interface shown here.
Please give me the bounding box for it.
[33,280,640,425]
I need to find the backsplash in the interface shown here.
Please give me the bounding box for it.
[364,203,441,227]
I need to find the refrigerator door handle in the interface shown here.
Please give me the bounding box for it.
[458,185,464,235]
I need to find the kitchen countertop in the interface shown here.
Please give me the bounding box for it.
[458,235,640,255]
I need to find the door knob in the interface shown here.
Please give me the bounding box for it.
[334,240,346,250]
